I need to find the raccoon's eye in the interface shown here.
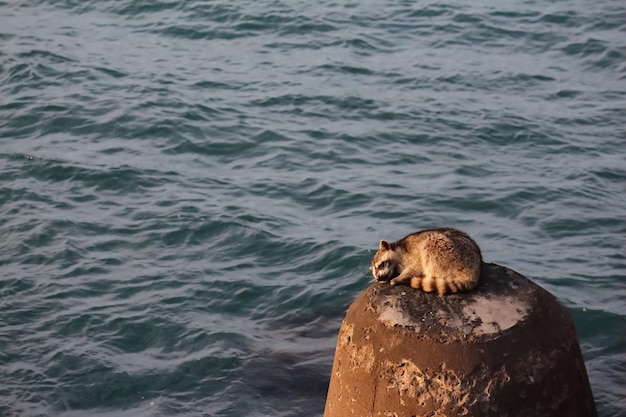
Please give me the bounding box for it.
[378,261,390,270]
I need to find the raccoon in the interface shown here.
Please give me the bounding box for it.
[371,228,483,295]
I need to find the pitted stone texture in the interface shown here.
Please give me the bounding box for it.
[373,264,534,343]
[324,263,597,417]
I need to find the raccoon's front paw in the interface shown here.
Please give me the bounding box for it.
[390,274,412,287]
[389,277,404,286]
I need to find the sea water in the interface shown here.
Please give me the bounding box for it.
[1,1,624,416]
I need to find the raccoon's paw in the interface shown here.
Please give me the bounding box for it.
[409,277,422,289]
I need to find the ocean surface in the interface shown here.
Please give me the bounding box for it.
[1,0,624,416]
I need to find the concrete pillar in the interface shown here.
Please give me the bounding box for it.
[324,263,597,417]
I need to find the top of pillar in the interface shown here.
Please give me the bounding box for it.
[369,263,548,343]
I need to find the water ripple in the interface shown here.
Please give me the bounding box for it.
[1,0,624,416]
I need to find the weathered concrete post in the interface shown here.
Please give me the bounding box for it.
[324,263,597,417]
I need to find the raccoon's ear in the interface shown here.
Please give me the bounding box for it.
[379,240,391,251]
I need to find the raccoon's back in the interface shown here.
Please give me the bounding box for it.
[402,228,482,294]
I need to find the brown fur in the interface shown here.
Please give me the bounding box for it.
[371,228,483,295]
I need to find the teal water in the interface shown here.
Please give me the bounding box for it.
[1,0,624,416]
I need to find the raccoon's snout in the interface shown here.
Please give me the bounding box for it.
[373,261,394,281]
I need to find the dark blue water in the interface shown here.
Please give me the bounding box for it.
[1,1,624,416]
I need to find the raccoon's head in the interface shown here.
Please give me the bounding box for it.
[371,240,400,281]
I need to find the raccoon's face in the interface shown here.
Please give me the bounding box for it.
[371,240,399,281]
